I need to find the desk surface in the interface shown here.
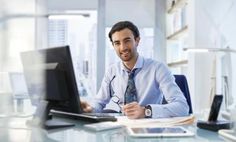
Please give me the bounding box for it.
[0,115,227,142]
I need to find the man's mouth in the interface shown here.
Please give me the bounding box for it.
[121,50,129,56]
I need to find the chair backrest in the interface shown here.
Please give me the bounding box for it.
[174,75,193,114]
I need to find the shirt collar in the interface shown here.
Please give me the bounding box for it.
[120,55,144,72]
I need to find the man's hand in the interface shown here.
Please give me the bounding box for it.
[122,102,145,119]
[80,101,93,113]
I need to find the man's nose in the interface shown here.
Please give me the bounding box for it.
[120,42,127,50]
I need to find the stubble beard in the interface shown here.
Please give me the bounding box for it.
[120,49,133,62]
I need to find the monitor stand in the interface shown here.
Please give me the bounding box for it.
[27,100,75,130]
[197,95,233,131]
[197,120,233,132]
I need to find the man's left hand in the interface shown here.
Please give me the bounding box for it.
[122,102,145,119]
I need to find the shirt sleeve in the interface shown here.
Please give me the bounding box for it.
[150,63,189,118]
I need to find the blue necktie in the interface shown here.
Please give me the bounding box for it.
[124,70,138,104]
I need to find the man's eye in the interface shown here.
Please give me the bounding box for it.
[113,42,120,46]
[124,39,131,43]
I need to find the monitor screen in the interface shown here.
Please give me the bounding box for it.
[21,45,82,114]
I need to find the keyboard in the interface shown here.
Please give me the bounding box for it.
[50,110,117,122]
[84,113,114,117]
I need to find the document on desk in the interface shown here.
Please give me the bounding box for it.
[115,115,195,127]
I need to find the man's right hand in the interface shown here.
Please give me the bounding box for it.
[80,101,93,113]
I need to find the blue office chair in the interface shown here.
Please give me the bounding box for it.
[174,75,193,114]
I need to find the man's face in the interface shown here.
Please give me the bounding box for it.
[111,28,140,62]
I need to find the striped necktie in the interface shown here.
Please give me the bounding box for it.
[124,69,138,104]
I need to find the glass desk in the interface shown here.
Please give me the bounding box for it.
[0,115,227,142]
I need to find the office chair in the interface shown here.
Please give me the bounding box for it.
[173,75,193,114]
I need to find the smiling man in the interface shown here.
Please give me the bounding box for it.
[81,21,189,119]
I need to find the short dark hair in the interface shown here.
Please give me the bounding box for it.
[108,21,140,42]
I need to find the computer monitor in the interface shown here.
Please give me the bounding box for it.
[21,45,82,128]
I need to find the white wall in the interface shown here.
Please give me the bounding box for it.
[154,0,166,62]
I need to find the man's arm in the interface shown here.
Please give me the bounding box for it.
[151,63,189,118]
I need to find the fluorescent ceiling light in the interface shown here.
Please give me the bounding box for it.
[48,15,85,20]
[183,48,208,53]
[183,47,236,53]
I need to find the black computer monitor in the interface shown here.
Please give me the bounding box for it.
[21,45,82,128]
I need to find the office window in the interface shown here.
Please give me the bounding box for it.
[138,28,154,59]
[48,20,68,47]
[47,11,97,97]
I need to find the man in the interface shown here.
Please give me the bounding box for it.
[81,21,189,119]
